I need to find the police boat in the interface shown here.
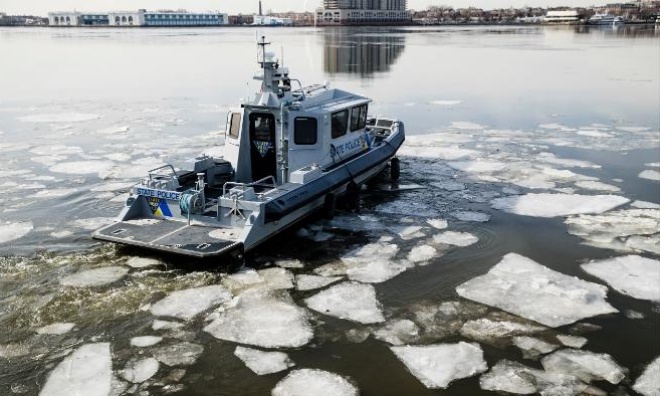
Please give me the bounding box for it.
[93,36,405,260]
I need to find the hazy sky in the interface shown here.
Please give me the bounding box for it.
[2,0,614,15]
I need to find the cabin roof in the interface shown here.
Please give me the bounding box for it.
[301,88,371,114]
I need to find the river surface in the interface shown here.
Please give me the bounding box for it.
[0,25,659,396]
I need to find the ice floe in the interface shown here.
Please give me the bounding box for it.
[0,221,33,244]
[536,152,600,169]
[36,323,75,335]
[407,244,438,264]
[491,193,629,218]
[556,334,588,349]
[512,336,558,359]
[150,285,232,320]
[60,266,129,287]
[631,200,660,209]
[427,219,448,229]
[295,275,342,291]
[541,349,626,384]
[130,336,163,347]
[221,268,294,293]
[460,318,545,343]
[448,160,506,173]
[18,113,101,123]
[574,180,620,192]
[275,259,304,269]
[392,225,426,240]
[50,160,114,175]
[125,257,162,269]
[272,369,357,396]
[91,182,135,192]
[433,231,478,247]
[40,343,112,396]
[234,346,294,375]
[204,289,313,348]
[373,319,420,346]
[391,342,487,389]
[340,242,410,283]
[152,320,183,331]
[120,357,159,384]
[34,188,78,198]
[456,253,618,327]
[30,145,83,155]
[581,255,660,302]
[431,100,462,106]
[153,342,204,366]
[633,356,660,396]
[305,282,384,324]
[451,121,485,130]
[639,169,660,181]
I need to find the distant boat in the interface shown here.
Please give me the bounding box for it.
[588,14,625,25]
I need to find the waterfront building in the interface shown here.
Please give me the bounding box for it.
[143,11,228,26]
[543,10,581,23]
[316,0,410,25]
[81,14,110,26]
[108,11,145,26]
[48,12,82,26]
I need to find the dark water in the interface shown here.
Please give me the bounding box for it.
[1,25,659,396]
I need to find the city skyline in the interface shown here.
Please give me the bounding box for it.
[2,0,620,15]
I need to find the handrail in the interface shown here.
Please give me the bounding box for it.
[222,175,277,196]
[147,164,178,181]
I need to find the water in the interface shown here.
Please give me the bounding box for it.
[1,25,659,396]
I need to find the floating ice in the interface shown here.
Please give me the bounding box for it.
[204,289,313,348]
[60,266,129,287]
[272,369,357,396]
[234,346,294,375]
[576,130,613,138]
[480,360,593,395]
[407,244,438,264]
[512,336,558,358]
[120,357,159,384]
[647,162,660,167]
[275,258,304,269]
[433,231,478,247]
[460,318,545,343]
[70,217,115,230]
[295,275,342,291]
[18,113,101,123]
[91,182,135,192]
[0,221,33,244]
[258,267,295,290]
[631,200,660,209]
[152,320,183,331]
[341,242,408,283]
[221,268,294,293]
[541,349,626,384]
[575,180,620,192]
[456,253,617,327]
[617,126,650,132]
[40,343,112,396]
[31,155,68,166]
[392,225,425,240]
[391,342,487,389]
[536,153,600,169]
[633,356,660,396]
[451,211,491,222]
[427,219,448,229]
[34,188,78,198]
[150,285,232,320]
[97,125,129,135]
[538,123,575,132]
[130,336,163,347]
[30,145,83,155]
[50,161,114,175]
[639,169,660,181]
[305,282,384,324]
[51,230,74,239]
[431,100,462,106]
[448,160,506,173]
[581,255,660,302]
[153,342,204,366]
[451,121,485,130]
[399,145,477,160]
[556,334,587,349]
[36,323,75,335]
[126,257,162,269]
[491,193,629,218]
[373,319,420,346]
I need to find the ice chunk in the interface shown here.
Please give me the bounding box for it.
[512,336,558,358]
[120,358,159,383]
[272,369,357,396]
[456,253,617,327]
[433,231,478,247]
[391,342,487,389]
[451,121,485,130]
[427,219,448,229]
[60,267,129,287]
[305,282,384,324]
[556,334,588,349]
[130,336,163,347]
[18,113,101,123]
[257,267,295,290]
[204,289,313,348]
[407,244,438,264]
[575,181,620,192]
[234,346,294,375]
[399,145,477,160]
[126,257,162,269]
[480,360,593,395]
[153,342,204,366]
[341,242,408,283]
[633,356,660,396]
[581,255,659,301]
[151,320,183,331]
[491,193,629,218]
[295,275,342,291]
[0,221,33,244]
[541,349,626,384]
[150,285,232,320]
[639,169,660,181]
[40,343,112,396]
[431,100,462,106]
[448,160,506,173]
[36,323,75,335]
[275,259,304,269]
[50,160,114,175]
[451,211,490,222]
[391,225,425,240]
[373,319,420,346]
[460,318,545,343]
[631,200,660,209]
[34,188,78,198]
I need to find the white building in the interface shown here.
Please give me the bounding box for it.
[108,11,146,26]
[48,12,82,26]
[544,10,581,24]
[253,15,293,26]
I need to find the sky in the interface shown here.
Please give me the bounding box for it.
[1,0,616,16]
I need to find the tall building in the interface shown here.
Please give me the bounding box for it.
[316,0,410,25]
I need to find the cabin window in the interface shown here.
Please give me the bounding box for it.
[331,110,348,139]
[350,104,368,132]
[229,112,241,139]
[294,117,317,145]
[249,113,275,141]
